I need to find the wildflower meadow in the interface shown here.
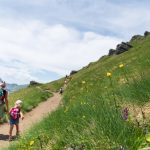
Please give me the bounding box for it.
[7,35,150,150]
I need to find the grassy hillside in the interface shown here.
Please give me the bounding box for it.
[7,35,150,150]
[40,78,65,92]
[8,85,52,113]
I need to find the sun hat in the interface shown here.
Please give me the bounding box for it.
[0,82,6,88]
[15,100,23,106]
[0,80,6,88]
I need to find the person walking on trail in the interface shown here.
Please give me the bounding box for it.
[65,75,68,79]
[59,87,64,94]
[0,81,9,123]
[9,100,24,141]
[64,80,67,85]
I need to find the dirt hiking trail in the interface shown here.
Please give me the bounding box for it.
[0,93,61,150]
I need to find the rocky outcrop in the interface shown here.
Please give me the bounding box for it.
[29,81,40,86]
[144,31,150,36]
[108,49,116,56]
[130,35,143,41]
[130,31,150,41]
[115,42,132,55]
[70,70,78,75]
[108,42,132,56]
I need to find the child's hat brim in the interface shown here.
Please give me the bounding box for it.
[15,100,23,105]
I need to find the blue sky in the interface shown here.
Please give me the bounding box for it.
[0,0,150,84]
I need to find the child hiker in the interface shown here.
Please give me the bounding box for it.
[9,100,24,141]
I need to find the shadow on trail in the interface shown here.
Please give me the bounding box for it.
[0,134,9,141]
[0,134,17,141]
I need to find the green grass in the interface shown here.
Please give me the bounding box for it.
[40,78,65,92]
[9,85,52,112]
[7,35,150,150]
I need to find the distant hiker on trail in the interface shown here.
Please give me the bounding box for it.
[9,100,24,141]
[59,87,64,94]
[64,80,67,85]
[65,75,68,79]
[0,81,9,123]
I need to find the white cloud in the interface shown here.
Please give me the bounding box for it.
[1,1,150,40]
[0,65,36,84]
[1,1,150,84]
[0,19,121,84]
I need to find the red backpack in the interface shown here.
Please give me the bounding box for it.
[9,107,20,120]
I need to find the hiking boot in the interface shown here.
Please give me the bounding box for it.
[8,136,12,142]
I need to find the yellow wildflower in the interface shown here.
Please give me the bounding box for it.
[119,64,124,68]
[146,137,150,142]
[106,72,112,77]
[30,140,34,146]
[82,81,86,84]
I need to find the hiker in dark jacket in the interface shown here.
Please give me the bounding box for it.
[0,82,9,122]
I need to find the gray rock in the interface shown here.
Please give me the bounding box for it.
[144,31,150,36]
[29,81,40,86]
[115,42,132,55]
[70,70,78,75]
[108,42,132,56]
[130,35,143,41]
[108,49,116,56]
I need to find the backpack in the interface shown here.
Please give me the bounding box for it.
[9,107,20,120]
[0,89,4,105]
[0,88,3,96]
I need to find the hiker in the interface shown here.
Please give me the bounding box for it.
[64,80,67,85]
[59,87,64,94]
[9,100,24,141]
[65,75,68,79]
[0,81,9,122]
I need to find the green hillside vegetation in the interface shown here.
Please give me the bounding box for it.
[40,78,65,92]
[8,85,52,113]
[7,35,150,150]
